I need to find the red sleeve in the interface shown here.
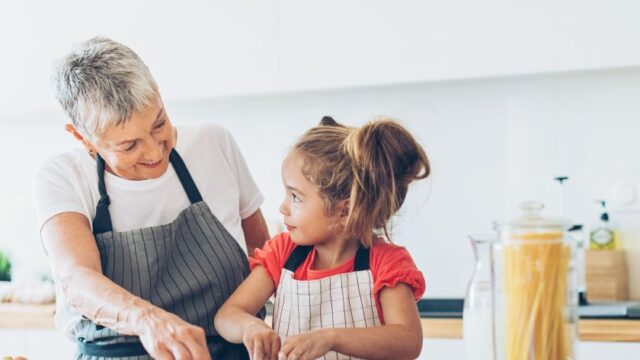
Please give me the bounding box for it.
[249,232,297,288]
[370,243,426,301]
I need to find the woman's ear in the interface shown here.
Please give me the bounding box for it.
[65,124,97,155]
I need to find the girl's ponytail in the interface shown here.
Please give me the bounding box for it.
[293,117,430,247]
[343,119,430,246]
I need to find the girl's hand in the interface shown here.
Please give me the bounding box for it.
[242,321,281,360]
[278,329,334,360]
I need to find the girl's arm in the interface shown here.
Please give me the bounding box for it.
[215,266,280,360]
[278,283,423,360]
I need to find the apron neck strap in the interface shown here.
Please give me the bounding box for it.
[92,148,203,234]
[353,246,370,271]
[92,154,113,234]
[169,148,203,204]
[283,245,313,271]
[283,244,371,272]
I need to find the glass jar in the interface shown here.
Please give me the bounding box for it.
[493,201,577,360]
[463,234,496,360]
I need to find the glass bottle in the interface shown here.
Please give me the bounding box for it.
[463,234,496,360]
[493,201,577,360]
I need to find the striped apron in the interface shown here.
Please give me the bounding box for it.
[74,148,258,359]
[272,246,381,360]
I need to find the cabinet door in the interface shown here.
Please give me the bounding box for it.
[25,329,76,359]
[420,339,465,359]
[0,0,280,117]
[277,0,640,91]
[0,329,28,357]
[578,341,640,360]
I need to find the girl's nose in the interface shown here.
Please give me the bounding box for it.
[279,200,289,216]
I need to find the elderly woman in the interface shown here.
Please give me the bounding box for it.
[33,37,269,359]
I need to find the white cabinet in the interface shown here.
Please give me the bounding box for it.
[420,338,640,360]
[3,1,640,117]
[0,329,74,359]
[277,0,640,91]
[0,1,281,117]
[25,329,76,359]
[0,329,28,357]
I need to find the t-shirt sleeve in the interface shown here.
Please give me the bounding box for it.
[370,244,426,301]
[216,126,264,220]
[32,160,91,234]
[249,233,296,288]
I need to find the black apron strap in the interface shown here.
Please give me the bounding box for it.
[353,246,371,271]
[92,148,203,235]
[283,245,313,271]
[169,148,203,204]
[78,336,243,358]
[92,154,113,234]
[282,244,371,272]
[78,340,148,357]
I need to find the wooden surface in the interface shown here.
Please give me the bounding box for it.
[420,318,640,342]
[585,249,629,301]
[2,303,640,342]
[0,303,56,329]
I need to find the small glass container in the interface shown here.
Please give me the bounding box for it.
[463,234,496,360]
[493,201,577,360]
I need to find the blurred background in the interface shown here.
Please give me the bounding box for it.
[1,0,640,358]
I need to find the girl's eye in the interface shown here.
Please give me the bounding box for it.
[292,193,301,202]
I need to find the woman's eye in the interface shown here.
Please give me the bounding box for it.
[123,142,137,152]
[292,193,301,202]
[153,120,166,130]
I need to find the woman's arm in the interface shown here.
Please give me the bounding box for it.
[278,283,423,360]
[42,212,211,360]
[241,208,270,256]
[215,266,279,360]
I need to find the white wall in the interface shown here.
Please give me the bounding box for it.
[4,0,640,117]
[2,67,640,299]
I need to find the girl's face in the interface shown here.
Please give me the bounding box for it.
[279,151,343,246]
[93,96,175,180]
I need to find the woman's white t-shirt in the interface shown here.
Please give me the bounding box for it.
[32,123,264,339]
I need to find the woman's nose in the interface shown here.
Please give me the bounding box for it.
[142,137,164,161]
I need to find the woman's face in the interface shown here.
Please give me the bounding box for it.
[94,96,175,180]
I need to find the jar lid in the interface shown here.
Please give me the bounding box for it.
[494,201,571,230]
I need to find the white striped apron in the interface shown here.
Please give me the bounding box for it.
[74,149,258,359]
[272,245,381,360]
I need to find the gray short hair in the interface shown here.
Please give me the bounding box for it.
[52,37,158,141]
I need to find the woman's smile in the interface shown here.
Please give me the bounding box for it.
[140,157,164,168]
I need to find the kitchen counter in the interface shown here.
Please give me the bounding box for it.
[0,303,56,329]
[2,303,640,342]
[420,318,640,342]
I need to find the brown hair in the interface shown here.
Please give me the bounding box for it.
[293,116,431,247]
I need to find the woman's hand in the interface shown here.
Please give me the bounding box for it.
[137,307,211,360]
[277,329,334,360]
[242,321,281,360]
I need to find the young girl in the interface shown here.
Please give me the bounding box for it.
[215,117,430,360]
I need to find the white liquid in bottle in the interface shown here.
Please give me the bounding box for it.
[463,308,495,360]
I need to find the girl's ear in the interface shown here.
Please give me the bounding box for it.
[336,199,350,226]
[65,124,98,156]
